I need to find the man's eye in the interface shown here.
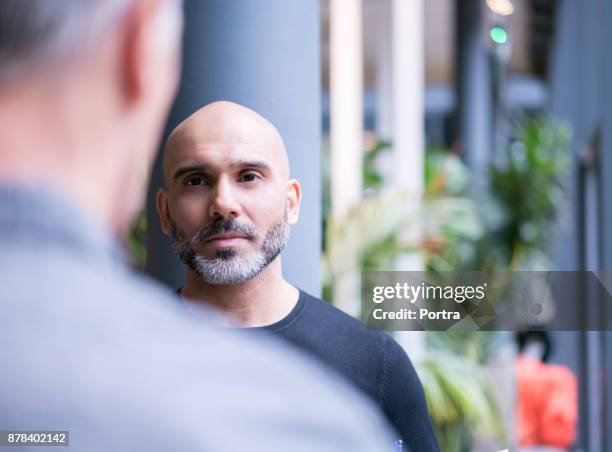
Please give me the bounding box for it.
[240,173,260,182]
[186,177,207,186]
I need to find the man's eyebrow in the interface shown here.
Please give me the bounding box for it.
[171,160,272,181]
[230,160,272,171]
[172,163,212,181]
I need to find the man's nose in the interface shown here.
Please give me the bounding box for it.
[208,177,241,220]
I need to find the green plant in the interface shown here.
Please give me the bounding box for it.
[124,211,148,270]
[322,116,572,451]
[363,139,391,189]
[322,189,417,301]
[418,349,503,452]
[422,150,486,273]
[486,117,572,270]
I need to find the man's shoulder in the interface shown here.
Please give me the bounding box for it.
[299,290,391,346]
[300,291,365,327]
[0,267,396,451]
[296,293,438,452]
[292,290,413,378]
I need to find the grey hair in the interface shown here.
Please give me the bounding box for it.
[0,0,131,81]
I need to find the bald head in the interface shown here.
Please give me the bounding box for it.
[163,101,290,186]
[156,100,303,286]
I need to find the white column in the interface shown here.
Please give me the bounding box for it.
[329,0,364,316]
[330,0,363,219]
[391,0,426,362]
[392,0,424,196]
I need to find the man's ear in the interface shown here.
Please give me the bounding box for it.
[156,188,171,235]
[122,0,181,104]
[286,179,302,226]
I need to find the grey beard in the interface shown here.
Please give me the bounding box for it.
[169,214,290,285]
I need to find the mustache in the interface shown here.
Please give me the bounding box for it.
[191,218,257,244]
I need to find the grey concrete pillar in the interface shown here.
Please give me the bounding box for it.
[145,0,322,295]
[455,0,492,176]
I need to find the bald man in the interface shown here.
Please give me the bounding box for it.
[156,101,439,451]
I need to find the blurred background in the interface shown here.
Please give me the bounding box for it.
[129,0,612,450]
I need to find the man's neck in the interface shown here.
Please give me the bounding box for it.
[0,79,123,235]
[181,258,300,327]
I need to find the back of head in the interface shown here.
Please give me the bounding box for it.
[0,0,128,82]
[516,330,552,362]
[0,0,183,233]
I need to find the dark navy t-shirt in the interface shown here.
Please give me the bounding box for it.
[250,290,439,452]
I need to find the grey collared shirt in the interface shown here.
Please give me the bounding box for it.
[0,186,395,451]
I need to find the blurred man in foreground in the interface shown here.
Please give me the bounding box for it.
[0,1,396,450]
[156,101,439,451]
